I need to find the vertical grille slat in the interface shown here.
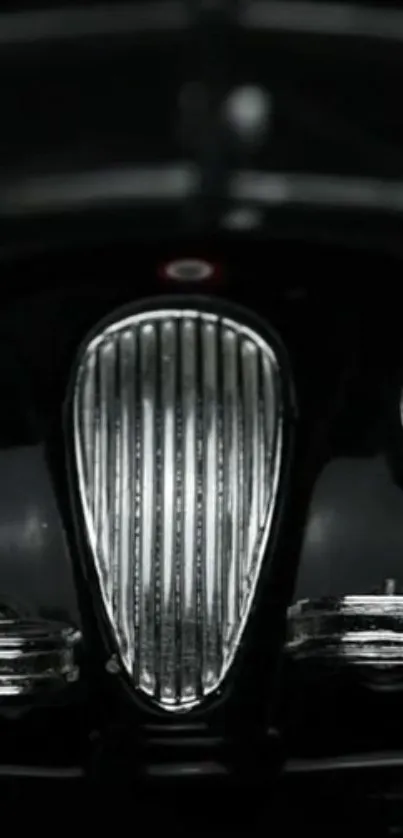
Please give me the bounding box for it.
[216,330,225,673]
[160,320,177,704]
[139,323,157,696]
[92,355,102,583]
[133,327,141,682]
[99,339,116,595]
[181,318,198,702]
[243,341,260,583]
[117,329,135,672]
[240,340,252,595]
[202,319,219,691]
[262,353,277,507]
[112,336,120,623]
[222,328,239,646]
[73,305,286,712]
[258,354,266,528]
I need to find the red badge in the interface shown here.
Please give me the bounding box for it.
[158,258,221,283]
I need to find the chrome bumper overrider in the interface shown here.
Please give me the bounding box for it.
[0,619,81,698]
[69,298,292,712]
[287,592,403,669]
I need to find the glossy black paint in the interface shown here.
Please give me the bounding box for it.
[1,1,403,816]
[0,445,79,626]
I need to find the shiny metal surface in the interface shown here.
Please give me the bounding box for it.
[0,619,81,697]
[72,303,285,711]
[287,589,403,667]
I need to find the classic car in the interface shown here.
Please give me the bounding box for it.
[0,0,402,830]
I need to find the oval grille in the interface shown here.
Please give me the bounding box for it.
[72,304,286,711]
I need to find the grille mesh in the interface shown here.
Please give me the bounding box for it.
[73,306,284,710]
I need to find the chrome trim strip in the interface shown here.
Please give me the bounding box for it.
[241,1,403,42]
[6,168,403,217]
[230,171,403,213]
[0,2,402,46]
[0,3,188,46]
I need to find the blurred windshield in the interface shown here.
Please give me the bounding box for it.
[1,0,403,249]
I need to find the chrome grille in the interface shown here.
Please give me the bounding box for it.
[72,304,285,711]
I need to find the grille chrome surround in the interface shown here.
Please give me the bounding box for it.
[71,301,288,712]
